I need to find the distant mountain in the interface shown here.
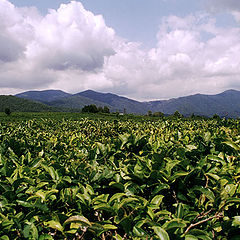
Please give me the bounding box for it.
[48,94,112,110]
[149,89,240,118]
[15,90,71,103]
[0,95,55,112]
[75,90,149,114]
[14,89,240,117]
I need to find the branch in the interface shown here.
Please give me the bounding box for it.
[193,209,213,222]
[184,212,223,235]
[205,174,209,188]
[173,190,179,204]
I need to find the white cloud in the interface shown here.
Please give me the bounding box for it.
[101,14,240,100]
[206,0,240,23]
[1,0,240,100]
[25,1,116,71]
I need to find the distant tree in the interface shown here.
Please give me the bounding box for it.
[98,106,103,113]
[153,112,164,118]
[173,111,182,118]
[82,105,89,113]
[213,114,220,120]
[190,113,195,119]
[4,108,11,116]
[82,104,99,113]
[90,104,98,113]
[148,110,152,116]
[103,106,110,113]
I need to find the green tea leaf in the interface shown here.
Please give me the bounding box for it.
[64,215,91,227]
[152,226,170,240]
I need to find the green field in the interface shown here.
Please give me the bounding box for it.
[0,114,239,239]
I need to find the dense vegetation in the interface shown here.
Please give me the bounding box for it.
[0,96,55,113]
[0,114,239,239]
[82,105,110,114]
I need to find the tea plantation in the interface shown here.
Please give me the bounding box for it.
[0,115,239,239]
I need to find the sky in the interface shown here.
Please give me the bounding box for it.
[1,0,240,100]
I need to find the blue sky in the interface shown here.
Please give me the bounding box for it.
[1,0,240,100]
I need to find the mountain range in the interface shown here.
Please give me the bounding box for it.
[0,89,239,117]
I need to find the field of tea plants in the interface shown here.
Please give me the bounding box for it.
[0,115,240,239]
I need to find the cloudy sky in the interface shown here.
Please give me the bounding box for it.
[1,0,240,100]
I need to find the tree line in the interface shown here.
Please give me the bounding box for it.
[81,104,110,113]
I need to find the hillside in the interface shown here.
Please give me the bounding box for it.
[149,90,240,118]
[15,90,71,103]
[0,95,55,112]
[14,89,240,117]
[48,94,112,110]
[76,90,149,114]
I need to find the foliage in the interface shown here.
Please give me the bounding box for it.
[4,108,11,116]
[82,104,98,113]
[0,116,240,239]
[82,104,110,114]
[103,106,110,114]
[173,110,183,118]
[148,110,152,116]
[0,96,55,112]
[152,112,164,117]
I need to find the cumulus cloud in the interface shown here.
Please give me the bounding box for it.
[0,0,117,91]
[205,0,240,23]
[26,1,116,71]
[101,13,240,100]
[1,0,240,100]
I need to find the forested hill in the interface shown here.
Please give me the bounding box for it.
[11,89,240,117]
[0,95,55,112]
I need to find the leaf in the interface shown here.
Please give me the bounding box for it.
[45,220,63,232]
[232,216,240,228]
[92,194,109,204]
[206,173,220,181]
[109,182,125,191]
[207,155,225,165]
[30,222,39,239]
[64,215,91,227]
[102,224,118,230]
[186,145,197,151]
[133,226,147,237]
[204,132,211,143]
[147,207,155,220]
[188,229,212,240]
[93,203,114,213]
[226,197,240,204]
[39,235,54,240]
[185,235,198,240]
[151,195,164,206]
[223,140,240,151]
[177,203,184,219]
[42,165,59,181]
[192,186,215,201]
[118,197,139,209]
[17,200,33,208]
[46,189,58,200]
[35,190,46,201]
[29,158,42,168]
[163,219,187,230]
[0,236,10,240]
[109,193,126,204]
[152,226,170,240]
[170,171,190,181]
[152,184,170,195]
